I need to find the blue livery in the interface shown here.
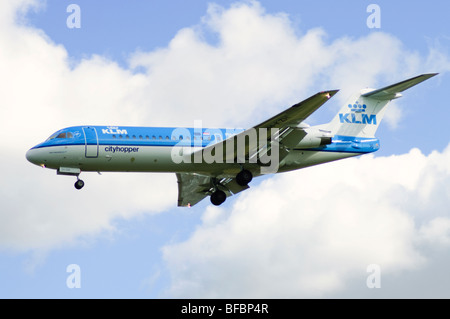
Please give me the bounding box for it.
[26,73,438,207]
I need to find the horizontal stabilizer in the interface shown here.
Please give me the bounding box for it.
[361,73,438,100]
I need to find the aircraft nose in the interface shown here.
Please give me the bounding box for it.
[26,148,44,166]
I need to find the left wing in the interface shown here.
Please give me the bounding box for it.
[176,173,249,207]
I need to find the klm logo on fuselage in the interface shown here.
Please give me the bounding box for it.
[339,102,377,125]
[102,126,128,135]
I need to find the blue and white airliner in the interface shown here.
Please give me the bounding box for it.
[26,74,437,206]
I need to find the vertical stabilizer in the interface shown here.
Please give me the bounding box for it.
[326,73,438,138]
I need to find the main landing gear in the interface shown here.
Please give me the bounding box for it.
[210,189,226,206]
[236,169,253,186]
[209,169,253,206]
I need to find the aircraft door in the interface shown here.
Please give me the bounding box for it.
[83,127,99,158]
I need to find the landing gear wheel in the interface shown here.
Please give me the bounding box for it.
[74,179,85,190]
[236,169,253,186]
[210,190,226,206]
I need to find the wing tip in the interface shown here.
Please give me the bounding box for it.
[321,89,340,99]
[415,72,439,81]
[291,89,339,108]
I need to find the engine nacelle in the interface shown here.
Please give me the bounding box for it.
[282,127,332,149]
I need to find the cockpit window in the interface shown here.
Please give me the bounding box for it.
[46,131,74,141]
[46,133,58,141]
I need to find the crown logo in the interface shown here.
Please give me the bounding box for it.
[348,101,367,112]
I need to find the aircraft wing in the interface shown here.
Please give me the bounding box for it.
[176,173,249,207]
[253,90,339,129]
[178,90,338,207]
[188,90,339,164]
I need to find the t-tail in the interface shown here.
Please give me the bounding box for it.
[326,73,438,138]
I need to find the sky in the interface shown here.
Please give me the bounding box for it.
[0,0,450,299]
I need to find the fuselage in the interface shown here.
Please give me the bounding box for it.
[26,125,380,179]
[24,74,435,206]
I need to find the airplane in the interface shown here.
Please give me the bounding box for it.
[26,73,437,207]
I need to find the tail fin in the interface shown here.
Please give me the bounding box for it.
[327,73,438,138]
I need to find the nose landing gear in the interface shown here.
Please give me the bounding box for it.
[57,167,85,190]
[74,179,85,190]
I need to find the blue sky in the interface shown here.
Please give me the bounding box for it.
[1,0,450,299]
[24,0,450,156]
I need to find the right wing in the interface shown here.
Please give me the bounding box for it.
[176,173,211,207]
[176,173,249,207]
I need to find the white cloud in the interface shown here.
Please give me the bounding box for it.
[0,1,175,253]
[128,2,440,129]
[419,218,450,247]
[0,0,447,266]
[162,144,450,298]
